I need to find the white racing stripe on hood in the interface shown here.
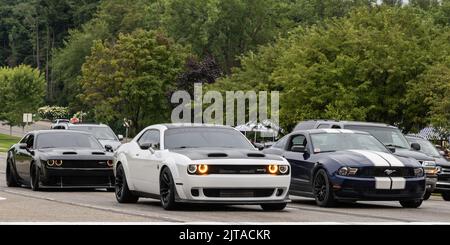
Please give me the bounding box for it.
[371,151,404,167]
[349,150,390,167]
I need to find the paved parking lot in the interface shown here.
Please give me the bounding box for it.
[1,153,450,223]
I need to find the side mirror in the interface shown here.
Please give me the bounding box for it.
[411,142,421,151]
[291,145,306,153]
[105,145,113,152]
[140,142,159,153]
[118,135,124,141]
[18,143,27,149]
[439,151,446,156]
[252,142,264,151]
[388,146,396,153]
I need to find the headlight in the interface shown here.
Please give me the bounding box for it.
[267,164,289,175]
[47,160,63,167]
[414,167,424,177]
[425,166,440,176]
[421,160,436,167]
[187,164,197,174]
[337,167,358,176]
[279,165,289,174]
[187,164,208,175]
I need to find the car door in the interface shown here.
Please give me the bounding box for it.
[283,133,315,194]
[15,134,35,182]
[131,129,162,194]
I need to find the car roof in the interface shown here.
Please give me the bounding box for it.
[68,123,109,128]
[405,134,426,140]
[159,123,233,129]
[296,120,396,128]
[292,128,370,135]
[30,130,93,135]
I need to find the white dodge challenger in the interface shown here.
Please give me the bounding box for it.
[113,124,291,210]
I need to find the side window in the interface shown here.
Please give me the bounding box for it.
[317,124,330,129]
[273,135,288,149]
[287,134,307,151]
[137,130,160,149]
[331,125,341,129]
[26,134,34,149]
[20,134,29,144]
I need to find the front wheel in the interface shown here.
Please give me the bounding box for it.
[30,163,40,191]
[115,164,139,203]
[442,192,450,201]
[399,199,423,208]
[261,203,287,211]
[313,169,337,207]
[6,159,19,187]
[160,167,177,210]
[423,191,431,200]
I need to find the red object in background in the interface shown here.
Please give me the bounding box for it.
[70,117,80,124]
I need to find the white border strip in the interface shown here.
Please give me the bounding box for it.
[1,222,450,225]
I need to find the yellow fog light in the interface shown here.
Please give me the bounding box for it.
[268,165,278,174]
[198,164,208,175]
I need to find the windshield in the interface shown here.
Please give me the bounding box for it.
[407,137,441,158]
[311,133,389,153]
[70,126,117,141]
[164,127,254,150]
[36,133,103,149]
[344,125,410,149]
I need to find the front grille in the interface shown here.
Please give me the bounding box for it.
[207,165,269,174]
[53,160,111,168]
[47,176,114,187]
[203,188,274,198]
[356,167,415,177]
[441,167,450,175]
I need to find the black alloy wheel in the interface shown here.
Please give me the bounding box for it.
[313,169,337,207]
[30,163,40,191]
[160,167,177,210]
[6,159,19,187]
[115,164,139,203]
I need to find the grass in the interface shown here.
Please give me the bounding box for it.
[0,133,21,153]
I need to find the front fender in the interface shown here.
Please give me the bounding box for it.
[115,152,136,190]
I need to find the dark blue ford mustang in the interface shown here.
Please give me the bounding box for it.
[263,129,426,208]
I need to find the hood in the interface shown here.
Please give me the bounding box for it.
[98,139,121,150]
[171,147,283,161]
[435,157,450,167]
[393,148,435,161]
[38,148,113,159]
[322,149,419,168]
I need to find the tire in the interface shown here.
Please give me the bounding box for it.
[261,203,287,211]
[115,164,139,203]
[159,167,178,210]
[313,169,337,207]
[30,163,40,191]
[442,192,450,201]
[423,191,431,200]
[6,159,19,187]
[399,199,423,208]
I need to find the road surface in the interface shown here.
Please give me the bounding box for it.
[1,153,449,223]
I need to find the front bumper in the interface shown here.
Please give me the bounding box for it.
[425,176,437,192]
[41,167,114,188]
[330,175,426,201]
[174,174,290,204]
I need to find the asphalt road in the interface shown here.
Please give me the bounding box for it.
[1,153,450,223]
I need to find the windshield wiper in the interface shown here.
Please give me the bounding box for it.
[385,144,407,149]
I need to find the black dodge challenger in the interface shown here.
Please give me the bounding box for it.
[263,129,426,208]
[5,130,115,191]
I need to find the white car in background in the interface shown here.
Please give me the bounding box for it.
[113,124,291,211]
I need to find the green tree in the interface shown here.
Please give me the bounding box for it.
[0,65,46,134]
[80,30,189,133]
[210,6,449,131]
